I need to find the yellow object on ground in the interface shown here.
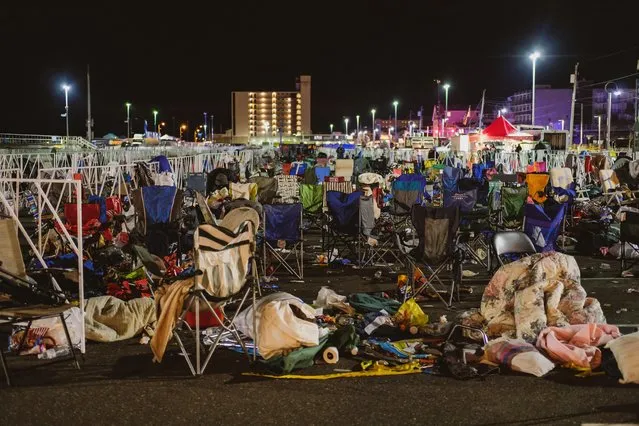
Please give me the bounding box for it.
[242,361,423,380]
[395,298,429,327]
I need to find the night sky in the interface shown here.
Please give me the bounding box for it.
[2,1,638,138]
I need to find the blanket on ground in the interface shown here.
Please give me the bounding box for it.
[150,279,193,362]
[481,252,606,343]
[85,296,156,343]
[536,323,620,369]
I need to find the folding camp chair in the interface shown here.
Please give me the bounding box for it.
[442,166,462,194]
[523,203,567,252]
[299,183,324,230]
[168,218,259,376]
[399,205,463,307]
[335,159,354,182]
[186,173,207,194]
[357,195,404,269]
[275,175,300,204]
[0,219,80,386]
[314,166,331,183]
[263,203,303,280]
[526,173,550,204]
[250,176,278,205]
[389,173,427,217]
[499,186,528,230]
[325,191,362,262]
[599,169,623,206]
[493,231,536,267]
[130,186,184,258]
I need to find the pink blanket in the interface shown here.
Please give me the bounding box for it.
[536,324,620,369]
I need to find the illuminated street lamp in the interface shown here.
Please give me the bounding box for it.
[604,82,621,148]
[371,109,376,141]
[153,110,158,131]
[61,84,71,138]
[529,51,541,125]
[157,121,165,135]
[179,124,187,139]
[392,101,399,139]
[125,102,131,138]
[443,83,450,121]
[559,119,565,131]
[356,115,360,135]
[344,118,349,136]
[330,123,334,134]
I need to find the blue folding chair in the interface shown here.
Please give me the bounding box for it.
[263,203,304,279]
[325,191,362,262]
[523,203,567,252]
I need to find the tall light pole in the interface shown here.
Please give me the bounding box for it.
[203,112,208,140]
[595,115,602,145]
[371,109,376,141]
[153,110,158,134]
[157,121,165,136]
[344,117,349,136]
[605,82,620,149]
[180,124,187,140]
[559,119,565,131]
[125,102,131,138]
[529,51,541,126]
[356,115,360,136]
[330,123,334,134]
[392,100,398,139]
[61,84,71,138]
[443,84,450,137]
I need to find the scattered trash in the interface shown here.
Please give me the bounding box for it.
[604,303,612,307]
[462,270,478,278]
[374,270,383,280]
[622,270,635,278]
[627,288,639,294]
[612,280,619,284]
[600,263,611,270]
[323,346,339,364]
[615,308,628,314]
[37,346,71,360]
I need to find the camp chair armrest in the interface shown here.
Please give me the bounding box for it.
[27,267,75,275]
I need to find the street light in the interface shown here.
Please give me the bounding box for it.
[371,109,376,141]
[605,82,620,148]
[356,115,360,136]
[389,126,394,137]
[125,102,131,139]
[157,121,165,136]
[330,123,333,134]
[344,118,349,136]
[203,112,208,141]
[392,101,399,139]
[179,124,187,140]
[153,110,158,132]
[61,84,71,138]
[559,119,565,131]
[529,51,541,126]
[443,83,450,121]
[594,115,602,145]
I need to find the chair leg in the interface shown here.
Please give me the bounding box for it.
[0,349,10,386]
[60,313,80,370]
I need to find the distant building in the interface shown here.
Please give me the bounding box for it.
[504,85,571,129]
[592,87,636,132]
[430,106,478,138]
[231,75,311,138]
[374,118,417,131]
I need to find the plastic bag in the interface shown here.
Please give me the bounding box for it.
[394,298,428,328]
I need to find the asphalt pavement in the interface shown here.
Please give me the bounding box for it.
[1,253,638,425]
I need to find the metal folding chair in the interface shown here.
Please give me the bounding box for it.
[492,231,537,267]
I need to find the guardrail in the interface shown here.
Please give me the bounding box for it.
[0,133,96,150]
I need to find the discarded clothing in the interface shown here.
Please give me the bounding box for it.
[150,279,193,362]
[481,252,606,343]
[244,361,423,380]
[234,292,320,359]
[484,338,555,377]
[349,293,401,315]
[536,323,620,369]
[85,296,156,343]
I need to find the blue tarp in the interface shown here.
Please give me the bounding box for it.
[264,203,302,242]
[151,155,172,173]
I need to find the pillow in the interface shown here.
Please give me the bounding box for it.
[484,338,555,377]
[605,332,639,384]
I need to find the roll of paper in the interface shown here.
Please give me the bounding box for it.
[323,346,339,364]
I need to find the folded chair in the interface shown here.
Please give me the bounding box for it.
[325,191,362,262]
[400,205,462,307]
[523,203,567,252]
[357,195,404,269]
[599,169,623,206]
[263,203,303,280]
[389,174,427,217]
[161,217,258,376]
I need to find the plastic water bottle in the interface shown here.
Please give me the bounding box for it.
[38,347,71,360]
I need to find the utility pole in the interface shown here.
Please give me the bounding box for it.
[418,106,423,132]
[86,64,93,141]
[211,115,214,141]
[478,89,486,131]
[569,62,579,149]
[580,103,584,145]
